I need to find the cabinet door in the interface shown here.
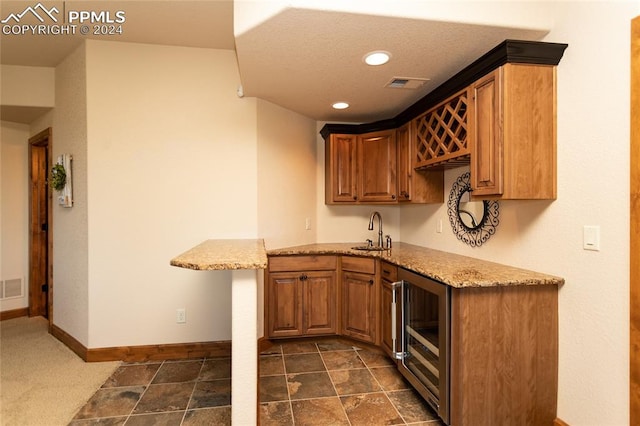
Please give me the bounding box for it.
[470,69,504,196]
[302,271,337,335]
[358,130,397,202]
[341,271,377,343]
[326,134,358,203]
[396,124,412,201]
[267,272,303,338]
[397,123,444,204]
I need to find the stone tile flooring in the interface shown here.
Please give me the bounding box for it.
[69,337,445,425]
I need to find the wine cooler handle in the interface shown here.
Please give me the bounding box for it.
[391,280,404,361]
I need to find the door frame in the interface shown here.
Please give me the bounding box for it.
[631,15,639,425]
[28,128,53,328]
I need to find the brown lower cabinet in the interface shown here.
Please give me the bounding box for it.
[266,256,337,338]
[340,256,378,344]
[266,254,559,426]
[449,284,558,426]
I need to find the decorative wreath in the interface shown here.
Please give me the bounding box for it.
[50,163,67,191]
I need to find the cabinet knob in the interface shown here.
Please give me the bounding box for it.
[391,194,396,200]
[369,279,374,285]
[353,195,358,200]
[299,274,307,281]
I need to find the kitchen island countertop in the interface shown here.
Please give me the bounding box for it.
[267,242,564,288]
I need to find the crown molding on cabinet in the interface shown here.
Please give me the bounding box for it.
[319,39,568,139]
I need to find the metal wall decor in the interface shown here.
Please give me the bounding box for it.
[447,172,499,247]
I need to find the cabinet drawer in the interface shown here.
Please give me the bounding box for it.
[269,255,337,272]
[380,261,398,282]
[342,256,376,274]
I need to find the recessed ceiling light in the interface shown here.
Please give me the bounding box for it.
[364,51,391,66]
[332,102,350,110]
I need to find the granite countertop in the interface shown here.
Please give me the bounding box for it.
[170,239,268,271]
[267,242,564,288]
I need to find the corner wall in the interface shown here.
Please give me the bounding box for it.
[52,43,89,344]
[84,40,258,348]
[257,99,317,250]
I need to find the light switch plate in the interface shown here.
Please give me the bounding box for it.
[583,225,600,251]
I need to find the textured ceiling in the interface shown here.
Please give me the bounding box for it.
[0,1,548,124]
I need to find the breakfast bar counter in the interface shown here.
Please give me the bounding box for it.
[171,239,267,426]
[171,238,268,270]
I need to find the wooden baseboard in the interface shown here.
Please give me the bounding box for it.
[258,336,273,354]
[554,418,570,426]
[0,308,29,321]
[51,323,231,362]
[51,323,89,359]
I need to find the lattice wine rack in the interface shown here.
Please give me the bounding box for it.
[414,88,470,169]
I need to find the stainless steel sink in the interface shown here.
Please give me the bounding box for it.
[351,245,387,251]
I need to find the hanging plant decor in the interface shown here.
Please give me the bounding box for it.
[50,163,67,191]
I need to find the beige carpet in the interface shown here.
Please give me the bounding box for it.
[0,316,120,426]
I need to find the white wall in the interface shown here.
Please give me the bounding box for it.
[0,121,30,311]
[257,98,317,250]
[395,3,637,425]
[84,40,258,348]
[52,44,90,344]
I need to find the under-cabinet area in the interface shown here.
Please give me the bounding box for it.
[265,242,563,426]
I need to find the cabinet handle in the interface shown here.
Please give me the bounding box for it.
[391,194,396,200]
[353,195,358,200]
[369,279,374,285]
[299,274,307,281]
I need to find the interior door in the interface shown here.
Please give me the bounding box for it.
[28,129,52,319]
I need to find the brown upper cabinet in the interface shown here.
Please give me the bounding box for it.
[397,123,445,203]
[358,130,397,203]
[469,64,557,199]
[325,134,358,203]
[321,40,567,203]
[325,127,443,204]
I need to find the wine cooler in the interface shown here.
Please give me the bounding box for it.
[393,268,450,425]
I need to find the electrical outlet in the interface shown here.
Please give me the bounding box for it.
[305,218,311,230]
[176,308,186,323]
[436,219,443,233]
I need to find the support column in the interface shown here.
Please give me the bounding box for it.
[231,269,258,425]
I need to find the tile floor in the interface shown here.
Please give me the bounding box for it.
[69,337,445,425]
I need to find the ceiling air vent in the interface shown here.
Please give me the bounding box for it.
[385,77,430,89]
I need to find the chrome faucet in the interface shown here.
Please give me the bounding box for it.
[368,211,384,248]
